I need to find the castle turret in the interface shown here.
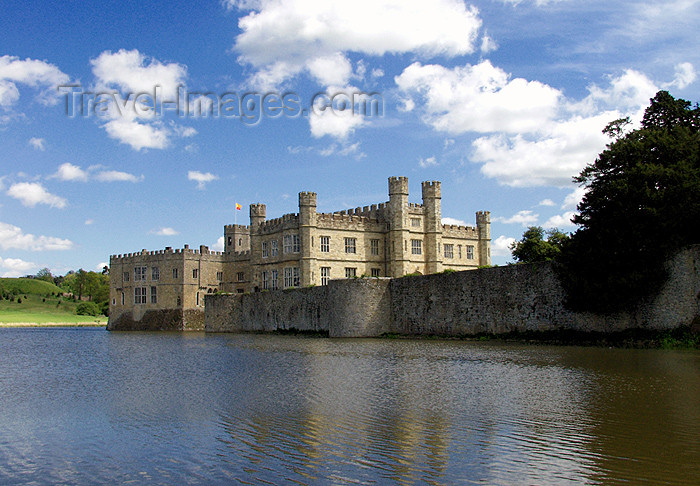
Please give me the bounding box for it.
[388,176,410,277]
[224,224,250,253]
[422,181,443,274]
[250,203,266,231]
[299,192,317,286]
[477,211,491,266]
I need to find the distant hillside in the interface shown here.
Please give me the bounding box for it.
[0,278,64,296]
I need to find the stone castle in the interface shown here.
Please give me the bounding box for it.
[108,176,491,330]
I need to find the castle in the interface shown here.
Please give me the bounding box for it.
[108,176,491,330]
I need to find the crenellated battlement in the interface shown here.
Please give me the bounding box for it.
[224,224,250,231]
[422,180,441,199]
[299,191,317,207]
[441,224,479,238]
[389,176,409,196]
[110,245,226,261]
[316,212,386,231]
[257,213,299,233]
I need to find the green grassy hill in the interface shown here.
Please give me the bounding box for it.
[0,278,106,325]
[0,277,64,296]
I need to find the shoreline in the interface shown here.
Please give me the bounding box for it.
[0,322,107,328]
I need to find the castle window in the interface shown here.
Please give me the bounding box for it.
[370,239,379,255]
[262,241,269,258]
[121,292,124,305]
[123,271,130,282]
[444,244,454,259]
[134,287,146,304]
[228,236,232,247]
[411,239,422,255]
[237,272,245,282]
[112,298,116,306]
[236,289,244,294]
[321,267,331,285]
[216,271,223,281]
[284,235,300,253]
[262,271,269,290]
[270,239,278,257]
[271,270,278,290]
[345,238,356,254]
[345,267,356,278]
[134,266,146,281]
[193,269,199,278]
[320,236,330,252]
[467,245,474,259]
[371,268,381,277]
[172,268,178,279]
[152,267,160,281]
[239,238,242,246]
[177,296,181,306]
[196,293,199,306]
[284,267,300,288]
[411,218,421,227]
[150,286,157,304]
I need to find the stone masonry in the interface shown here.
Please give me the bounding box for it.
[108,176,490,331]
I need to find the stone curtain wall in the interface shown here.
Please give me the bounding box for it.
[205,246,699,337]
[206,278,392,337]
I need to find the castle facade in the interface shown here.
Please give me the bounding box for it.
[108,176,491,330]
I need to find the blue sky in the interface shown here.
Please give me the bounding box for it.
[1,0,698,276]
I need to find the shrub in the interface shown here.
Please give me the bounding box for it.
[17,298,22,304]
[76,301,100,316]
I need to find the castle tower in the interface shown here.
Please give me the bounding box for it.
[249,203,266,231]
[224,224,251,254]
[299,192,317,286]
[388,176,410,277]
[477,211,491,266]
[422,181,443,274]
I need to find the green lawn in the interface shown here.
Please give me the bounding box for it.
[0,294,107,325]
[0,277,64,295]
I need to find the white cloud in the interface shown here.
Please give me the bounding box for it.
[91,49,186,100]
[90,49,189,150]
[492,235,516,257]
[562,186,587,209]
[494,210,538,226]
[0,55,70,109]
[480,31,498,54]
[95,262,109,272]
[309,88,366,139]
[0,221,74,251]
[212,236,225,252]
[94,170,144,183]
[84,219,94,225]
[419,156,438,168]
[539,199,555,206]
[152,227,179,236]
[399,63,664,187]
[229,0,482,88]
[28,137,45,151]
[442,217,467,226]
[544,211,577,229]
[6,182,67,208]
[396,60,562,135]
[102,117,171,151]
[52,163,89,182]
[667,62,697,89]
[0,257,37,278]
[188,170,218,189]
[306,53,353,86]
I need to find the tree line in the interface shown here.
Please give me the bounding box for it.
[510,91,699,313]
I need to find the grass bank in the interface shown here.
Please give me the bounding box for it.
[381,325,700,349]
[0,293,107,326]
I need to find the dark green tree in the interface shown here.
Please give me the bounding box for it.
[510,226,569,263]
[35,268,54,283]
[559,91,700,312]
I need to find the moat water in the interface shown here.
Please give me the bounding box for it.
[0,328,698,485]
